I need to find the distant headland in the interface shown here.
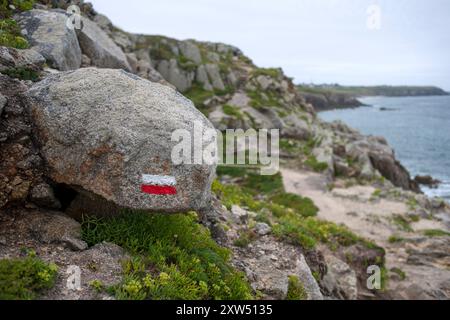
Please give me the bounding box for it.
[297,84,449,111]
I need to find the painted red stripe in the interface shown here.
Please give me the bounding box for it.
[141,185,177,195]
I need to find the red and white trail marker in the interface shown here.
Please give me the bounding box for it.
[141,175,177,195]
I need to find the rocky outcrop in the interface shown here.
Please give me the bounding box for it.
[321,254,358,300]
[298,85,448,112]
[15,9,82,71]
[414,175,441,189]
[76,16,131,71]
[0,46,46,73]
[0,74,45,210]
[204,200,324,300]
[299,90,365,111]
[2,0,444,302]
[0,208,128,300]
[27,68,216,213]
[316,120,420,191]
[157,59,195,92]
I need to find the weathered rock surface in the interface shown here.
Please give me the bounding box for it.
[299,90,365,111]
[0,46,46,72]
[30,182,61,209]
[178,41,202,65]
[206,199,324,300]
[322,120,420,191]
[27,68,216,212]
[321,254,358,300]
[77,17,131,71]
[414,175,441,188]
[157,59,195,92]
[233,237,323,300]
[0,209,127,300]
[16,9,82,71]
[25,210,88,251]
[0,94,6,116]
[0,74,46,209]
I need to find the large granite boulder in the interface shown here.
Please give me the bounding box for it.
[27,68,216,212]
[15,9,82,71]
[77,17,131,71]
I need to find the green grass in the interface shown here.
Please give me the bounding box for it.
[149,41,176,61]
[216,165,248,178]
[1,0,34,18]
[371,189,382,198]
[184,84,234,115]
[183,84,215,113]
[89,279,104,293]
[390,268,406,281]
[392,215,413,232]
[286,276,307,300]
[178,54,198,72]
[2,67,39,81]
[233,230,257,248]
[0,1,34,48]
[423,229,450,238]
[388,235,405,243]
[0,252,58,300]
[213,175,379,251]
[222,104,244,120]
[279,139,306,154]
[243,172,284,196]
[407,198,418,210]
[272,213,370,250]
[217,166,284,197]
[269,193,318,218]
[246,89,282,109]
[304,155,328,173]
[0,18,29,49]
[214,165,380,250]
[81,211,253,300]
[252,68,281,79]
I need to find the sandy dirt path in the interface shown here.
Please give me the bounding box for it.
[281,168,450,299]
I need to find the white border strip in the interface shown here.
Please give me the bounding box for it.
[141,175,177,186]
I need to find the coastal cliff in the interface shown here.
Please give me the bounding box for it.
[1,0,449,300]
[298,85,448,111]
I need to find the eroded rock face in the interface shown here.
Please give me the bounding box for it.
[0,46,46,73]
[16,9,82,71]
[77,17,131,71]
[0,75,47,210]
[321,254,358,300]
[27,68,216,213]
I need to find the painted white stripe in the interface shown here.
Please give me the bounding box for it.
[141,175,177,186]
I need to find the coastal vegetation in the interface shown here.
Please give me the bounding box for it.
[0,251,58,300]
[81,211,253,300]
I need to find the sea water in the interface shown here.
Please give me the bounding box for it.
[320,95,450,202]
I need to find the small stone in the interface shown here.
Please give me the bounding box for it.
[10,181,31,200]
[62,236,88,252]
[231,205,248,223]
[30,183,61,209]
[12,176,23,186]
[255,223,272,236]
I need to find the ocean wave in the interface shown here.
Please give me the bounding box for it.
[422,181,450,202]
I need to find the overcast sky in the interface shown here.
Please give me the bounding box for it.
[89,0,450,90]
